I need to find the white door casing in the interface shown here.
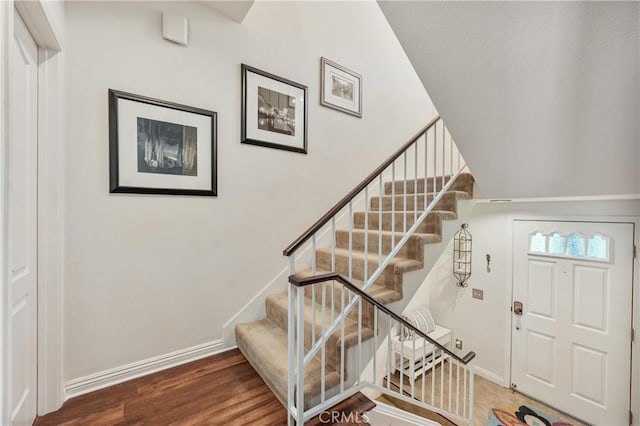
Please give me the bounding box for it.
[512,220,634,425]
[9,10,38,426]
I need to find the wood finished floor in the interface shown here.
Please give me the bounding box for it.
[35,349,288,426]
[383,364,588,426]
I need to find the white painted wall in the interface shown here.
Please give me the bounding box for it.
[379,1,640,199]
[63,1,435,382]
[406,198,640,419]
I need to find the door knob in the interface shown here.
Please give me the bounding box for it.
[513,301,523,316]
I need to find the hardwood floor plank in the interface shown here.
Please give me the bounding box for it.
[35,349,288,426]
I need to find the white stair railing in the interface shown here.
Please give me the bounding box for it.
[282,116,475,424]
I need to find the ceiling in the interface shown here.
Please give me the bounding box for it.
[379,1,639,198]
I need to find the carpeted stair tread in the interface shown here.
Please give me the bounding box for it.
[266,292,376,352]
[384,172,474,195]
[336,228,442,243]
[316,247,423,273]
[370,190,471,211]
[335,229,440,262]
[353,210,456,235]
[236,319,341,408]
[296,268,403,306]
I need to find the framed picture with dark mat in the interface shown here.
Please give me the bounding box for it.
[241,64,308,154]
[109,89,217,196]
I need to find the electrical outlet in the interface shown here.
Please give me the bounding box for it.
[455,339,463,350]
[472,288,484,300]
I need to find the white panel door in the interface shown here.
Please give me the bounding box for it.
[512,221,633,426]
[9,10,38,426]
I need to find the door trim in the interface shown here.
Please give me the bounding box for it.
[0,1,64,421]
[507,217,639,425]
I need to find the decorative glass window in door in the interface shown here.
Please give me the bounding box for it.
[528,231,610,261]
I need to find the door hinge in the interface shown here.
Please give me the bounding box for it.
[629,410,633,425]
[633,328,636,343]
[634,244,637,259]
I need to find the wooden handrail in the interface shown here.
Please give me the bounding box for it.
[288,272,476,365]
[282,115,442,256]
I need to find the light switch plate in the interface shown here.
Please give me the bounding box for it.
[472,288,484,300]
[455,339,463,350]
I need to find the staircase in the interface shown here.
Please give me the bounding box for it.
[236,116,477,424]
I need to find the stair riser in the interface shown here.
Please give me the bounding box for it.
[370,191,459,212]
[384,173,474,195]
[266,296,374,373]
[353,212,444,235]
[315,250,405,292]
[304,284,376,328]
[335,230,423,261]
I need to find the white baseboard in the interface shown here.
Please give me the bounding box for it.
[64,339,226,400]
[473,365,506,387]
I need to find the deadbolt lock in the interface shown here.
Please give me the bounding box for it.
[513,301,523,316]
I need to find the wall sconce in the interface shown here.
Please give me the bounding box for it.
[453,223,472,287]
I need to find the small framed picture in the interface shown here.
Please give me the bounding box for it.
[241,64,308,154]
[109,89,217,196]
[320,57,362,118]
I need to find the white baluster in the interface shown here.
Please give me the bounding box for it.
[469,366,474,423]
[373,306,378,385]
[288,256,296,425]
[414,142,418,225]
[403,152,407,234]
[456,360,460,416]
[424,132,428,211]
[387,319,392,390]
[331,217,336,324]
[311,235,316,345]
[364,187,368,284]
[411,336,416,398]
[340,283,346,393]
[378,175,382,266]
[433,122,437,206]
[296,261,304,422]
[421,337,427,403]
[441,121,446,188]
[348,201,353,302]
[391,162,395,246]
[440,351,444,409]
[399,324,404,392]
[448,355,452,412]
[463,364,467,418]
[357,295,362,384]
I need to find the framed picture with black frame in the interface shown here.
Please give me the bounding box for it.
[109,89,217,196]
[241,64,308,154]
[320,57,362,118]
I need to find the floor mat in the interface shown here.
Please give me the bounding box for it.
[486,404,574,426]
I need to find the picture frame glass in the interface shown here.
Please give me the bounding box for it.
[117,98,213,191]
[321,58,362,117]
[243,66,307,153]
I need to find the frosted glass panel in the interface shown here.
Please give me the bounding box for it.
[548,233,566,255]
[587,235,608,259]
[530,232,546,253]
[567,234,586,257]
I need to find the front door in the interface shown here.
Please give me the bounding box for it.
[9,10,39,426]
[511,220,634,425]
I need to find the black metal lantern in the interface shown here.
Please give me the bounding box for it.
[453,223,472,287]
